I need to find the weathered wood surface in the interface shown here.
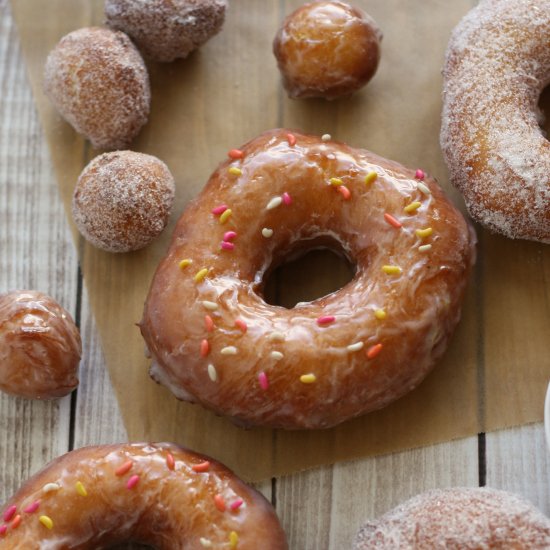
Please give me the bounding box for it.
[1,1,549,549]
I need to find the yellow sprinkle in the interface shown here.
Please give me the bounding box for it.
[228,166,242,176]
[179,259,192,270]
[194,268,209,283]
[229,531,239,548]
[382,265,402,275]
[330,177,343,186]
[416,227,433,239]
[374,309,387,320]
[39,515,53,530]
[219,208,232,224]
[300,373,317,384]
[404,201,422,213]
[417,181,431,194]
[75,481,87,497]
[419,244,432,252]
[365,171,378,186]
[202,301,218,311]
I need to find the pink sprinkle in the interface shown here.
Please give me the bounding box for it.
[337,185,351,200]
[282,192,292,205]
[126,475,140,490]
[228,149,244,160]
[23,501,40,514]
[3,506,16,522]
[258,371,269,390]
[212,204,228,216]
[204,315,214,332]
[230,498,244,511]
[287,133,296,146]
[0,525,6,536]
[221,241,235,251]
[317,315,335,326]
[235,319,247,333]
[223,231,237,242]
[415,169,425,180]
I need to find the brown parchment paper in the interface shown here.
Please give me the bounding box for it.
[10,0,550,481]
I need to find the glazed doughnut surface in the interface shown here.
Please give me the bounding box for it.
[441,0,550,242]
[140,129,476,430]
[354,487,550,549]
[0,443,287,549]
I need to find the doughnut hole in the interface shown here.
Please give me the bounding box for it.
[273,0,382,99]
[538,84,550,137]
[72,151,175,253]
[263,237,356,308]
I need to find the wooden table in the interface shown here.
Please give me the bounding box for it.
[1,0,549,547]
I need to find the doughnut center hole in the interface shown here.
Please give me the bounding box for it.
[538,84,550,137]
[263,242,356,308]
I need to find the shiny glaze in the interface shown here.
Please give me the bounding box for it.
[273,0,381,99]
[140,129,476,429]
[0,290,80,399]
[441,0,550,242]
[0,443,288,549]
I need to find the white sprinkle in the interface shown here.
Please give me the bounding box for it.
[270,351,284,360]
[262,228,274,238]
[207,364,217,382]
[42,483,61,494]
[202,301,218,311]
[417,182,431,195]
[266,196,282,210]
[347,342,364,352]
[419,244,432,252]
[221,346,238,355]
[269,332,285,342]
[200,538,213,547]
[321,133,331,142]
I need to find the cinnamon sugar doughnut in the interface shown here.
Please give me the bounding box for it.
[353,487,550,549]
[140,129,476,429]
[105,0,227,63]
[0,442,288,548]
[44,27,150,150]
[0,290,81,399]
[273,0,382,99]
[441,0,550,242]
[72,151,175,253]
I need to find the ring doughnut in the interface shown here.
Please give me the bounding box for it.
[353,487,550,548]
[441,0,550,242]
[140,129,476,429]
[273,0,382,99]
[0,290,81,399]
[0,442,288,548]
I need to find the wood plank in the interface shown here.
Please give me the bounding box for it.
[485,423,550,515]
[0,0,75,502]
[276,437,478,550]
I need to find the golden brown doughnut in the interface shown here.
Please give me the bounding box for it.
[105,0,227,63]
[0,442,288,548]
[441,0,550,242]
[353,487,550,549]
[0,290,80,399]
[273,0,382,99]
[43,27,150,150]
[72,151,175,253]
[140,129,476,429]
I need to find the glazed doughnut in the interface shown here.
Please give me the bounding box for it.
[140,129,476,429]
[441,0,550,242]
[44,27,150,150]
[0,290,81,399]
[72,151,176,253]
[353,487,550,548]
[0,442,288,548]
[105,0,227,63]
[273,0,382,99]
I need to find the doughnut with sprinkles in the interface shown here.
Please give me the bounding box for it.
[140,129,476,429]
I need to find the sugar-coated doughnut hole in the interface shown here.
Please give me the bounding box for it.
[0,290,81,399]
[43,27,150,150]
[105,0,227,63]
[273,0,382,99]
[72,151,175,253]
